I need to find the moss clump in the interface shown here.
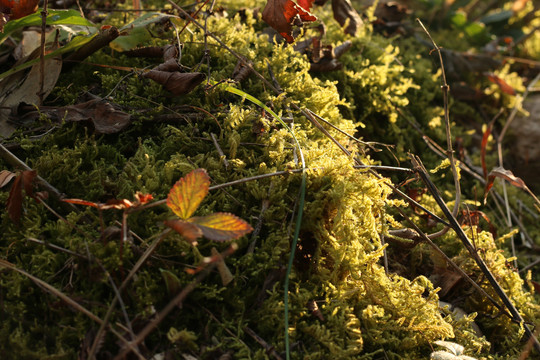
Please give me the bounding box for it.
[0,2,538,359]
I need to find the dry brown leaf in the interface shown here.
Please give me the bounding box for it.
[14,99,132,134]
[331,0,362,36]
[142,70,205,96]
[0,169,16,188]
[0,47,62,137]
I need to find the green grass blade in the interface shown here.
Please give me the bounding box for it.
[217,83,306,360]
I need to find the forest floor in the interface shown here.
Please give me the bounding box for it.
[0,0,540,359]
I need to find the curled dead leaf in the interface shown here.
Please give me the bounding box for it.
[0,169,16,188]
[331,0,362,36]
[142,70,205,96]
[13,99,132,134]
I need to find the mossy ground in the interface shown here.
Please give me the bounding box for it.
[1,1,539,359]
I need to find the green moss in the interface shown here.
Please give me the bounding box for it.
[0,2,537,359]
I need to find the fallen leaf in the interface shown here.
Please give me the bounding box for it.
[0,46,62,137]
[142,70,205,96]
[189,212,253,241]
[164,219,203,244]
[63,192,153,210]
[0,169,16,187]
[14,99,132,134]
[6,170,36,223]
[262,0,317,43]
[167,169,210,220]
[485,72,516,95]
[0,0,39,31]
[483,167,529,204]
[331,0,362,36]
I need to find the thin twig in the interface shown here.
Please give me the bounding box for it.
[411,155,540,353]
[244,326,284,360]
[88,229,171,358]
[416,18,461,230]
[211,133,229,169]
[113,244,238,359]
[495,72,540,267]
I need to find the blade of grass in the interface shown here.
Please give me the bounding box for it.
[216,83,306,360]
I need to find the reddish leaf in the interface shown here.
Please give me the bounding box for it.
[262,0,317,43]
[0,0,39,31]
[483,167,529,204]
[22,169,36,199]
[6,170,35,223]
[134,192,153,205]
[63,192,153,210]
[62,198,100,208]
[164,219,202,244]
[7,172,23,223]
[167,169,210,220]
[480,120,494,179]
[0,169,16,188]
[485,73,516,95]
[189,212,253,241]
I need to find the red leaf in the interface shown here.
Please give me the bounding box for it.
[262,0,318,43]
[63,192,153,210]
[134,192,153,204]
[62,198,100,208]
[480,120,494,179]
[167,169,210,220]
[0,0,39,30]
[7,172,23,223]
[0,169,16,188]
[485,73,516,95]
[164,219,202,244]
[189,212,253,241]
[483,167,529,204]
[22,170,36,200]
[6,170,37,223]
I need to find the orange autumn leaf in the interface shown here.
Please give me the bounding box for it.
[485,73,516,95]
[262,0,317,43]
[167,169,210,220]
[1,0,39,19]
[164,219,203,244]
[189,212,253,242]
[63,192,153,210]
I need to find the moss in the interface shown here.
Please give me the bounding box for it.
[0,2,538,359]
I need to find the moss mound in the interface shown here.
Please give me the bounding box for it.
[0,1,539,359]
